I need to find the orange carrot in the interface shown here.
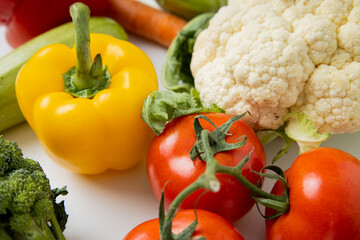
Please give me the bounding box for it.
[106,0,188,48]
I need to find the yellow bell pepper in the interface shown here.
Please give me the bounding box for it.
[15,3,158,174]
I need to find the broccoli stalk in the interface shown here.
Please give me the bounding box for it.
[0,228,13,240]
[0,136,68,240]
[12,214,61,240]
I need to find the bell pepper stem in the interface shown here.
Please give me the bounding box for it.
[70,3,93,89]
[63,2,111,98]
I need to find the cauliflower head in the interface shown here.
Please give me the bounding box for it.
[191,0,360,134]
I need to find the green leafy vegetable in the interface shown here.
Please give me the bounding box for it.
[141,88,224,135]
[162,13,214,93]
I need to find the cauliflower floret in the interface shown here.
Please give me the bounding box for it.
[192,10,314,129]
[190,6,247,74]
[292,14,337,65]
[330,49,353,69]
[191,0,360,134]
[291,63,360,134]
[348,6,360,23]
[282,0,322,24]
[338,23,360,61]
[315,0,353,26]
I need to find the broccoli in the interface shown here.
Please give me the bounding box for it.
[0,135,68,240]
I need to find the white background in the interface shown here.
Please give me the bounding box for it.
[1,1,359,239]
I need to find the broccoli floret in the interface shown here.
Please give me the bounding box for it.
[0,136,68,240]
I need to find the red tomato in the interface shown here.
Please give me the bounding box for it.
[124,209,245,240]
[146,113,266,222]
[4,0,110,48]
[0,0,19,25]
[266,147,360,240]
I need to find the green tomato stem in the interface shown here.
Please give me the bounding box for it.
[217,162,283,201]
[161,180,203,240]
[161,130,221,239]
[161,114,290,238]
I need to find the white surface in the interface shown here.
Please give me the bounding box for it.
[0,1,359,239]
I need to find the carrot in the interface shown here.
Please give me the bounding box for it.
[106,0,188,48]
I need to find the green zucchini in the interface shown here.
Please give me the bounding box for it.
[0,17,128,132]
[156,0,227,19]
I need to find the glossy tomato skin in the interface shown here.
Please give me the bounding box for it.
[5,0,110,47]
[146,113,266,222]
[266,147,360,240]
[124,209,245,240]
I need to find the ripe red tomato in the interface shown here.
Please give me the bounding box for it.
[4,0,110,47]
[146,113,266,222]
[123,209,245,240]
[266,147,360,240]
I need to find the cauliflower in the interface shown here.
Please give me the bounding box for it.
[191,0,360,137]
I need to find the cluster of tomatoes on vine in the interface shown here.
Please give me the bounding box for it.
[124,112,360,240]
